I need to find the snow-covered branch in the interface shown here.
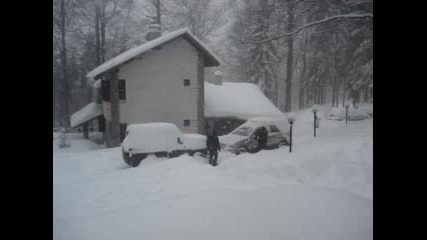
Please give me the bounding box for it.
[254,13,373,44]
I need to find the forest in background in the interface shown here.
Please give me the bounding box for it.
[53,0,373,127]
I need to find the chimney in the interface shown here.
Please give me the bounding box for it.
[146,17,162,41]
[213,70,223,85]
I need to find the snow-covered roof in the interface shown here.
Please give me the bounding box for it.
[204,82,284,120]
[86,28,221,80]
[93,79,101,88]
[70,102,103,128]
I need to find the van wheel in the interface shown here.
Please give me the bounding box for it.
[278,141,288,149]
[131,154,146,167]
[238,147,248,154]
[132,158,142,167]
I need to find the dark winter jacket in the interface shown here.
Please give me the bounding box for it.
[206,135,221,151]
[258,127,268,147]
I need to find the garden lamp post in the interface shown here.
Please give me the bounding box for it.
[287,115,295,153]
[345,103,350,125]
[312,107,318,137]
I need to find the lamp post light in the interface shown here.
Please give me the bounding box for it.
[287,115,295,153]
[345,103,350,125]
[312,107,318,137]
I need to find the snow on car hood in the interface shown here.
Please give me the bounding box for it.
[219,134,248,146]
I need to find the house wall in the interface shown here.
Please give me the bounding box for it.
[103,37,202,134]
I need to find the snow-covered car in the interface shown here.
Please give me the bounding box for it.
[121,123,207,167]
[220,117,290,154]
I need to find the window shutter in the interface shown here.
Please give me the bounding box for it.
[119,80,126,100]
[102,80,110,101]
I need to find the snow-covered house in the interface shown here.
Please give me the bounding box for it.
[204,78,284,135]
[73,27,221,147]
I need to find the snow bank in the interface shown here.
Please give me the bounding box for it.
[54,184,372,240]
[205,82,284,120]
[358,103,373,116]
[327,105,371,121]
[70,102,102,128]
[53,132,104,153]
[54,110,373,240]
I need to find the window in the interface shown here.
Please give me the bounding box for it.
[232,126,254,136]
[101,80,110,101]
[184,120,190,127]
[98,116,105,132]
[184,79,190,86]
[101,79,126,101]
[119,80,126,100]
[269,125,280,133]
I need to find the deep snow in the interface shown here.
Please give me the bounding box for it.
[204,82,284,119]
[53,107,373,240]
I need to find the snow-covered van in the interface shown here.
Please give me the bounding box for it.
[121,123,207,167]
[219,117,290,154]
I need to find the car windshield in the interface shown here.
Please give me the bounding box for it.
[232,126,254,136]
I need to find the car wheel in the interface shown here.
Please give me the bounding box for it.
[278,141,288,149]
[238,147,248,154]
[131,154,147,167]
[131,158,141,167]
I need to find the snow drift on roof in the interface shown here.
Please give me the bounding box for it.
[93,79,101,88]
[70,102,103,128]
[86,28,221,79]
[204,82,284,120]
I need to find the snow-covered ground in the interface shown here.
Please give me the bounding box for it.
[53,107,373,240]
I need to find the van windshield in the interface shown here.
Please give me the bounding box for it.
[232,126,254,136]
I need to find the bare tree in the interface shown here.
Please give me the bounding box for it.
[166,0,231,41]
[53,0,77,127]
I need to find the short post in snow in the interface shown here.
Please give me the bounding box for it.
[58,128,69,148]
[312,107,318,137]
[287,115,295,153]
[345,103,350,125]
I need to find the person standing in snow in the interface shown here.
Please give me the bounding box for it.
[258,126,268,151]
[253,126,268,152]
[206,130,221,166]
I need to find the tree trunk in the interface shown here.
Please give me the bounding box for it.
[95,5,101,66]
[299,43,307,110]
[284,4,295,112]
[60,0,70,127]
[156,0,161,25]
[332,78,336,107]
[363,86,369,102]
[323,79,327,104]
[100,1,106,63]
[299,87,304,109]
[83,122,89,139]
[342,78,347,106]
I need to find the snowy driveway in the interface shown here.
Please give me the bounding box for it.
[53,110,373,240]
